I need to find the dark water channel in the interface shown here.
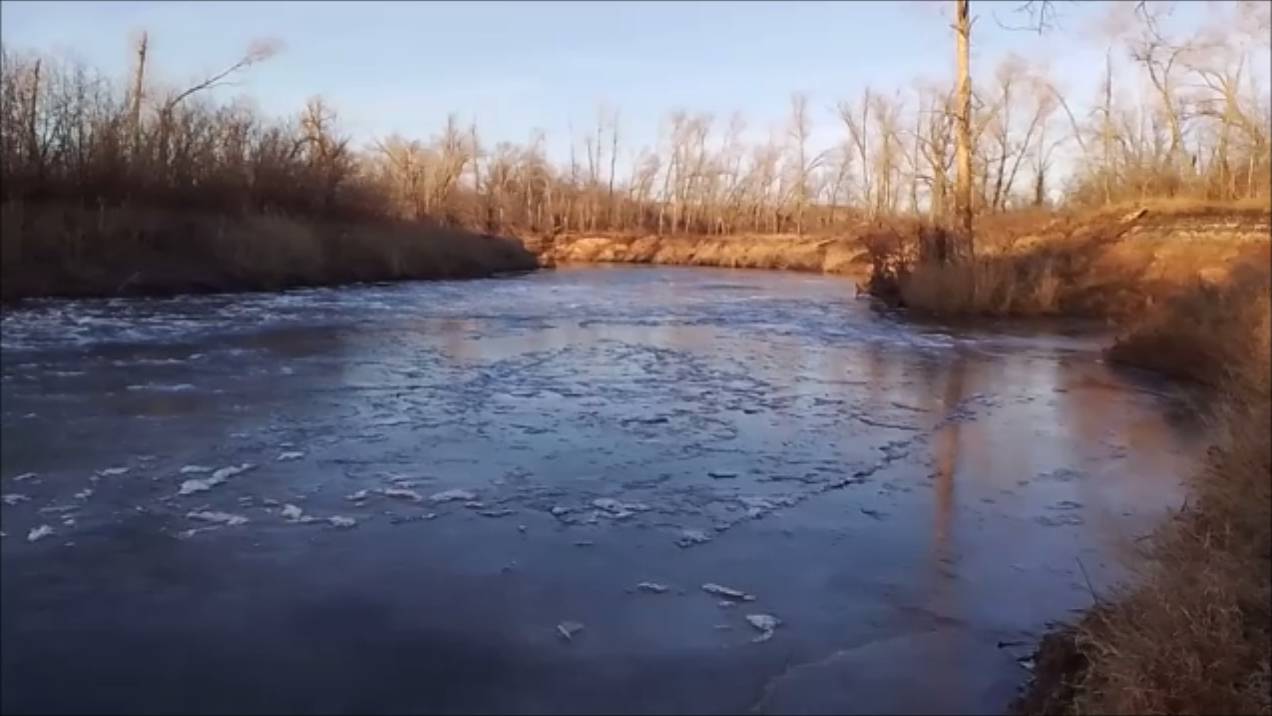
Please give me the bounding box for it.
[0,266,1202,714]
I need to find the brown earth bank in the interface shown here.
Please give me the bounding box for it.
[0,201,539,303]
[526,231,878,282]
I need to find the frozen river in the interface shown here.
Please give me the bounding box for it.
[0,266,1201,714]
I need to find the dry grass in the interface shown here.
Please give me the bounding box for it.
[874,207,1270,322]
[0,201,537,302]
[1107,254,1272,387]
[898,254,1064,316]
[1089,195,1272,219]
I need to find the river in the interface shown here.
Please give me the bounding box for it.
[0,266,1201,714]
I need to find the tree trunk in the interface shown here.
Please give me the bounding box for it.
[954,0,974,257]
[130,33,148,161]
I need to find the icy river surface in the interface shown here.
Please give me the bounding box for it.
[1,266,1202,714]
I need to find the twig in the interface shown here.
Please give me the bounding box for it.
[1076,556,1103,606]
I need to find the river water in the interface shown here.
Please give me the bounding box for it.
[0,266,1201,714]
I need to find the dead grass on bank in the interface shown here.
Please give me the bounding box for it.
[874,207,1269,322]
[1107,255,1272,386]
[898,254,1065,316]
[0,201,537,301]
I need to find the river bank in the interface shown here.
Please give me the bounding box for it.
[528,231,877,281]
[0,201,538,303]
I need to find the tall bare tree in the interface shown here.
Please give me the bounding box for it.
[954,0,975,255]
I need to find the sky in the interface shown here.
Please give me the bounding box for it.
[0,0,1232,169]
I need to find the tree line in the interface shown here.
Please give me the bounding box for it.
[2,1,1268,239]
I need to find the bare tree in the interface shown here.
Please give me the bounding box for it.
[954,0,975,254]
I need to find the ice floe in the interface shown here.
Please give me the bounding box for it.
[186,510,248,526]
[27,525,54,542]
[702,583,756,601]
[429,488,476,503]
[556,621,584,641]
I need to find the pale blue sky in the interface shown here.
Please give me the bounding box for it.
[0,1,1231,166]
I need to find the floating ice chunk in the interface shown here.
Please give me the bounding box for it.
[702,583,756,601]
[592,498,650,514]
[179,463,256,496]
[12,472,37,482]
[382,488,423,501]
[178,478,217,496]
[676,529,712,548]
[276,451,305,462]
[550,506,570,516]
[212,463,256,481]
[186,510,248,526]
[179,465,214,474]
[280,504,305,521]
[556,621,584,641]
[2,493,30,506]
[97,467,130,476]
[636,582,669,594]
[346,490,370,501]
[178,526,221,539]
[328,516,357,529]
[38,505,76,514]
[27,525,54,542]
[745,614,781,632]
[429,488,476,504]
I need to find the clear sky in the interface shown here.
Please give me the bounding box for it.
[0,0,1229,167]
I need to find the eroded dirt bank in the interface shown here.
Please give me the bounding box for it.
[527,232,875,281]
